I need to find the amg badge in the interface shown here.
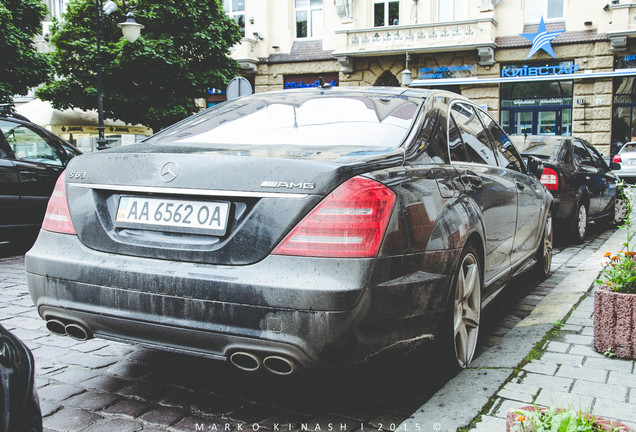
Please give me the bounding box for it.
[261,181,315,190]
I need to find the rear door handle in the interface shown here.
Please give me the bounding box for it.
[516,181,526,191]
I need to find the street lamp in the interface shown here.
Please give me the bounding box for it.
[96,0,144,151]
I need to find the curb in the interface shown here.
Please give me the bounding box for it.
[398,227,625,432]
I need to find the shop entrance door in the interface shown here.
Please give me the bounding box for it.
[507,107,571,136]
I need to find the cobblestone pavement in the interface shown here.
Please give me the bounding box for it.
[0,224,616,432]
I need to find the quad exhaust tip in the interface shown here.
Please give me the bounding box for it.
[229,351,298,375]
[45,319,93,341]
[229,352,262,372]
[65,323,92,341]
[45,319,67,336]
[263,355,297,376]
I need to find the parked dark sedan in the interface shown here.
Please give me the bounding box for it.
[511,135,621,242]
[0,324,42,432]
[26,87,552,373]
[0,104,81,246]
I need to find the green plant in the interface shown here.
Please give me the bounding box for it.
[603,347,616,358]
[596,183,636,294]
[511,405,619,432]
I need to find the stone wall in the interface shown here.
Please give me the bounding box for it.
[254,60,340,93]
[250,40,619,153]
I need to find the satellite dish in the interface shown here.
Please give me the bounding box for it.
[226,77,253,100]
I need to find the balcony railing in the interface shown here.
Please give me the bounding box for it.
[333,18,498,56]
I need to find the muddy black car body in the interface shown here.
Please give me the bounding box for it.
[26,88,552,373]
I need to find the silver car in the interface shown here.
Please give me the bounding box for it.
[612,142,636,183]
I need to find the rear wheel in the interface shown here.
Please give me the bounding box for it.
[447,245,482,369]
[614,195,628,225]
[571,201,587,243]
[535,211,553,279]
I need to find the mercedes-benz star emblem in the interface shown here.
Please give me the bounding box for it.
[160,161,179,182]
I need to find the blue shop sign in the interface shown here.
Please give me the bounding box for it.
[284,79,339,89]
[501,64,580,78]
[615,55,636,70]
[419,65,472,79]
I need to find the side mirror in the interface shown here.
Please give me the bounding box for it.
[610,162,621,171]
[526,156,544,180]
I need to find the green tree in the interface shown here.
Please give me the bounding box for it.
[38,0,241,132]
[0,0,51,103]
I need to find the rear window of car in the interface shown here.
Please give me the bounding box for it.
[150,93,421,149]
[514,138,561,160]
[621,143,636,153]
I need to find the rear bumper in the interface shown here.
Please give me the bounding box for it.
[613,164,636,178]
[26,230,457,369]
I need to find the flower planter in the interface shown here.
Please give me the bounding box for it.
[593,285,636,360]
[506,406,632,431]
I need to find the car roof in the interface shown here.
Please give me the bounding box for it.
[252,86,475,105]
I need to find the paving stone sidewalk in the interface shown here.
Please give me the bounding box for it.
[400,227,636,432]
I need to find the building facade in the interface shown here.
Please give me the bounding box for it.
[225,0,636,156]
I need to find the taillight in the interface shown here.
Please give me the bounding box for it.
[272,176,396,258]
[540,167,559,191]
[613,154,622,163]
[42,173,76,235]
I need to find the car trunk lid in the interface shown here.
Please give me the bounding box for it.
[64,146,403,265]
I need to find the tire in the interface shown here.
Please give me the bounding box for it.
[571,200,587,243]
[534,210,553,280]
[444,245,482,370]
[614,195,628,225]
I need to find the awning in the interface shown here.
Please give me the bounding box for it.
[16,99,153,138]
[409,68,636,87]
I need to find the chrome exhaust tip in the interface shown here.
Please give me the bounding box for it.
[45,319,67,336]
[263,355,297,376]
[229,352,262,372]
[64,323,92,341]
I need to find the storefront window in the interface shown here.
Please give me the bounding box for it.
[438,0,468,22]
[612,76,636,155]
[223,0,245,37]
[374,0,399,27]
[500,71,573,136]
[525,0,564,23]
[296,0,323,38]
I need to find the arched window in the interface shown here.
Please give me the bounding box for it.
[374,71,400,87]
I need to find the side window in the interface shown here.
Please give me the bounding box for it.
[584,141,606,169]
[448,114,468,162]
[0,122,62,166]
[478,109,524,172]
[414,108,450,164]
[560,140,574,165]
[450,102,498,165]
[572,140,595,168]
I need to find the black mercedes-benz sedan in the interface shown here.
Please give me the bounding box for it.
[512,135,621,242]
[26,87,552,374]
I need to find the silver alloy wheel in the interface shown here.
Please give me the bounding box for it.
[577,204,587,240]
[542,213,553,275]
[614,197,628,225]
[453,252,481,368]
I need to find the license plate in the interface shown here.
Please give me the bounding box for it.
[116,196,230,236]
